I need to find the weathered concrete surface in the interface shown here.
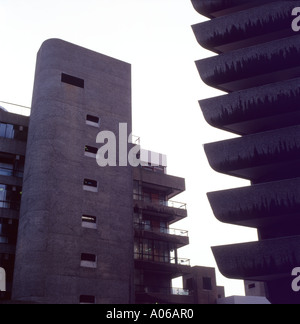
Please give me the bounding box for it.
[12,39,134,304]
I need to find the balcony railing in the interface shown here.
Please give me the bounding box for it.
[134,252,190,266]
[133,193,187,210]
[140,164,166,174]
[134,223,188,237]
[135,285,193,296]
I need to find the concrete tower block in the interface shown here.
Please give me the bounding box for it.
[12,39,134,304]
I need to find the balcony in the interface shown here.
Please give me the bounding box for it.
[140,165,166,175]
[135,285,194,304]
[196,35,300,92]
[207,177,300,230]
[191,0,282,18]
[199,77,300,136]
[204,125,300,183]
[135,285,192,296]
[134,193,186,210]
[134,253,190,266]
[134,223,188,236]
[212,235,300,281]
[133,193,187,224]
[192,2,295,54]
[134,223,189,248]
[133,167,185,199]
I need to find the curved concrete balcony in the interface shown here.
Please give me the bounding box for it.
[192,2,294,53]
[196,35,300,92]
[204,125,300,183]
[212,235,300,281]
[199,77,300,135]
[191,0,276,18]
[207,177,300,228]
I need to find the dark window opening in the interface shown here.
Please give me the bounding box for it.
[203,277,212,291]
[86,115,100,124]
[83,179,97,188]
[61,73,84,88]
[186,278,194,290]
[0,152,25,178]
[79,295,95,304]
[85,146,98,155]
[82,215,97,224]
[0,218,18,245]
[81,253,96,262]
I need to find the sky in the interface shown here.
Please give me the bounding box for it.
[0,0,258,296]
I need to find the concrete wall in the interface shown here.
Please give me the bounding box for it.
[183,266,222,304]
[12,39,134,304]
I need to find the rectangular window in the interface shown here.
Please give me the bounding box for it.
[203,277,213,291]
[83,179,98,193]
[84,146,98,158]
[79,295,95,304]
[82,215,97,230]
[248,283,256,289]
[81,253,97,268]
[0,123,28,142]
[186,278,194,291]
[61,73,84,88]
[86,115,100,127]
[81,253,96,262]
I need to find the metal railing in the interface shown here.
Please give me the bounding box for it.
[135,285,193,296]
[140,164,166,174]
[133,193,186,210]
[134,223,188,237]
[171,257,190,266]
[134,253,190,266]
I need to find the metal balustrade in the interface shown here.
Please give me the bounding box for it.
[133,193,186,210]
[134,223,188,237]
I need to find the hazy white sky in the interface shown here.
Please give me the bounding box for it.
[0,0,258,296]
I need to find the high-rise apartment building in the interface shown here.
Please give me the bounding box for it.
[192,0,300,304]
[0,39,223,304]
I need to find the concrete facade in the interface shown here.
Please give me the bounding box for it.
[183,266,225,304]
[0,39,224,304]
[191,0,300,304]
[12,39,134,304]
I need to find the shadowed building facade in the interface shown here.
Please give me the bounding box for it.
[0,39,224,304]
[12,39,134,304]
[191,0,300,304]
